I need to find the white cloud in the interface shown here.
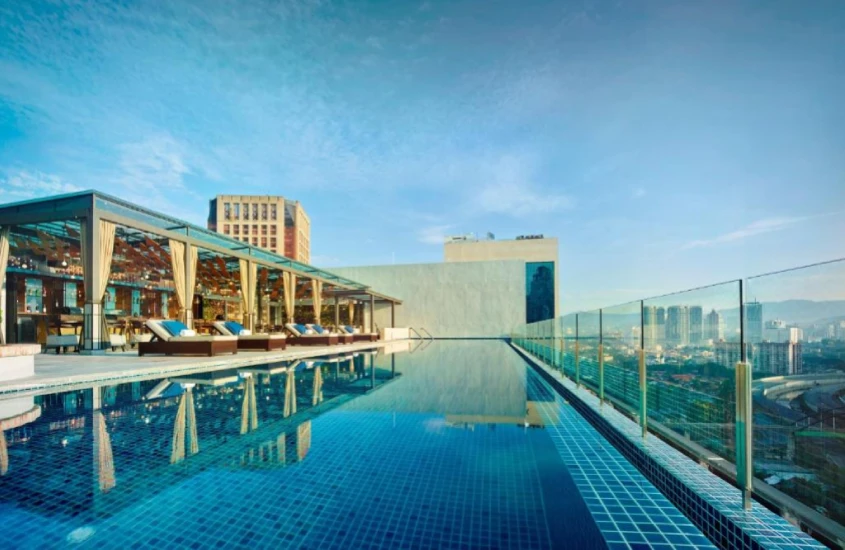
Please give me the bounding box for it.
[474,156,573,217]
[632,187,646,198]
[681,217,802,250]
[417,224,453,245]
[0,170,84,200]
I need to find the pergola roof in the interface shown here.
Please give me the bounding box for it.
[0,190,401,304]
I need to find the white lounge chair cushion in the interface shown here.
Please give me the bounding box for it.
[239,334,286,340]
[169,335,237,342]
[179,329,196,337]
[239,329,252,336]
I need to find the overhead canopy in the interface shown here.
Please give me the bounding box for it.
[0,190,402,304]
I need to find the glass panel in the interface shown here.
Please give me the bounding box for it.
[601,300,642,414]
[745,259,845,525]
[526,262,555,323]
[560,313,578,379]
[578,310,601,393]
[643,281,741,460]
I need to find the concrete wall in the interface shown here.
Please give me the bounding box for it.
[444,238,558,317]
[332,261,525,338]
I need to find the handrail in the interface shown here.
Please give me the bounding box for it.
[408,328,424,340]
[419,327,434,340]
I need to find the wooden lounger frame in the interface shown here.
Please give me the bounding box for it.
[138,336,238,357]
[286,334,338,346]
[237,338,287,352]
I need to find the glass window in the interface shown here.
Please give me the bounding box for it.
[223,202,231,220]
[526,262,555,323]
[252,237,258,246]
[261,237,267,248]
[261,225,267,235]
[271,205,277,220]
[270,225,277,235]
[233,225,240,235]
[261,204,268,220]
[242,224,248,235]
[252,225,258,235]
[271,237,277,249]
[243,203,249,220]
[223,224,230,235]
[233,204,240,220]
[252,204,259,220]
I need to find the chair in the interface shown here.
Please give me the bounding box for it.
[306,324,353,345]
[138,320,238,357]
[285,323,338,346]
[212,320,287,351]
[338,325,379,342]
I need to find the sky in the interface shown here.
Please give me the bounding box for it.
[1,0,844,312]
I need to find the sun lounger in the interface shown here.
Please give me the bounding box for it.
[139,319,238,357]
[306,324,353,344]
[285,323,338,346]
[212,321,287,351]
[338,325,379,342]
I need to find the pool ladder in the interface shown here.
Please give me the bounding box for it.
[409,327,433,341]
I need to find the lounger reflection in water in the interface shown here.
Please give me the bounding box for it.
[212,320,287,351]
[138,320,238,357]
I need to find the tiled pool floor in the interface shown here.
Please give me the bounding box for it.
[0,341,715,549]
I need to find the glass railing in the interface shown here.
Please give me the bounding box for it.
[511,258,845,536]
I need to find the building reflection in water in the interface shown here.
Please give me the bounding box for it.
[170,384,199,464]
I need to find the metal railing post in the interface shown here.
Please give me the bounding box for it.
[598,309,604,404]
[638,347,647,438]
[736,360,753,510]
[574,314,580,387]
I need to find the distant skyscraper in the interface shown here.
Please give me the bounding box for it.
[705,309,724,341]
[745,301,763,344]
[715,341,748,369]
[666,306,690,346]
[643,306,658,348]
[764,320,802,344]
[753,342,803,375]
[689,306,703,345]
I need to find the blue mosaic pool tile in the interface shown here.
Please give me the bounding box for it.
[517,345,827,550]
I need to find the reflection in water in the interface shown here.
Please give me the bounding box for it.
[312,366,324,406]
[284,368,297,418]
[94,411,115,492]
[239,376,258,435]
[0,430,6,476]
[171,385,200,463]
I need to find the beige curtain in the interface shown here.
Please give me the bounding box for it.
[282,271,295,323]
[0,227,9,345]
[239,259,257,331]
[240,376,258,434]
[311,280,323,324]
[312,367,323,406]
[284,368,297,418]
[169,240,198,323]
[80,220,117,347]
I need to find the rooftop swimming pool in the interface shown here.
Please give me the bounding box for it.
[0,341,715,549]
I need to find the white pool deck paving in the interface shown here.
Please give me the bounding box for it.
[517,345,826,550]
[0,340,397,396]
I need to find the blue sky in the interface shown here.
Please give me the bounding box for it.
[1,0,844,312]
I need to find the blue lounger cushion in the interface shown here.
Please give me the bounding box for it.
[224,321,245,335]
[293,323,309,335]
[161,320,189,336]
[311,324,326,334]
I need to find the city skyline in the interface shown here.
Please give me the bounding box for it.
[1,0,844,313]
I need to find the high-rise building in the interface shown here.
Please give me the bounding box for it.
[753,342,803,376]
[689,305,703,345]
[705,309,724,341]
[444,235,559,323]
[764,320,802,344]
[208,195,311,263]
[666,305,690,346]
[714,341,751,369]
[745,301,763,344]
[643,306,658,348]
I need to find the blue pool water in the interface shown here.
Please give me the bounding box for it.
[0,341,713,549]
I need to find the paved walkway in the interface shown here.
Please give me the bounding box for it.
[0,340,410,396]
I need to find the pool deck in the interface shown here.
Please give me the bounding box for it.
[0,340,406,396]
